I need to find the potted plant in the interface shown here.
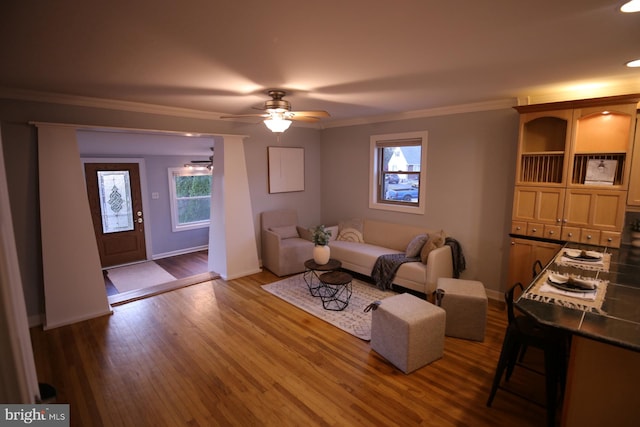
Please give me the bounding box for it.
[631,218,640,248]
[310,225,332,264]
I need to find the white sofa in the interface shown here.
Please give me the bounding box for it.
[327,219,453,295]
[261,210,454,295]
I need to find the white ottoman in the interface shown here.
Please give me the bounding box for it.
[371,293,446,374]
[436,278,487,341]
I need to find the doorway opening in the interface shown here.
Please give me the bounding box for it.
[105,250,215,305]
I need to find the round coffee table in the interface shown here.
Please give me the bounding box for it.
[318,271,353,311]
[303,258,341,296]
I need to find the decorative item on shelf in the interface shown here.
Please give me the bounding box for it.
[584,159,617,185]
[310,224,332,265]
[631,219,640,248]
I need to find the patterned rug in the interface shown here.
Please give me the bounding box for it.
[262,273,397,340]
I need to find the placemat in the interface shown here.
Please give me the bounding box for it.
[523,271,608,314]
[554,250,611,272]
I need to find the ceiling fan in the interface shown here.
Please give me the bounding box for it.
[185,147,214,170]
[220,90,330,133]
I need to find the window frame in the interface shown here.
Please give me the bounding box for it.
[369,131,428,214]
[168,167,212,232]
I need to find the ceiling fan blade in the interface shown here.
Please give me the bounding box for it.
[219,113,269,119]
[289,110,330,118]
[288,115,321,123]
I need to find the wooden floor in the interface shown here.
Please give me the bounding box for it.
[31,268,551,426]
[104,251,210,296]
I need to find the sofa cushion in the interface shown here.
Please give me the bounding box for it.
[420,230,445,264]
[330,240,427,285]
[270,225,299,239]
[337,227,365,243]
[405,234,428,257]
[297,226,313,241]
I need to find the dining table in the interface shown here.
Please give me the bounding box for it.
[515,241,640,427]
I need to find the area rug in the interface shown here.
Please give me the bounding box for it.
[107,261,177,293]
[262,273,397,340]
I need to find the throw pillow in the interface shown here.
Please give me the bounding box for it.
[336,227,365,243]
[405,234,428,258]
[420,230,446,264]
[338,218,363,234]
[297,226,313,241]
[269,225,299,239]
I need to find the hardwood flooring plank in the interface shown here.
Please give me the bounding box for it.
[31,269,550,426]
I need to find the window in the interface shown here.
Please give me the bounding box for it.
[369,131,427,214]
[168,167,212,231]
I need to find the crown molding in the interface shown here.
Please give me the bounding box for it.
[321,98,518,129]
[518,78,640,106]
[0,87,225,120]
[3,82,639,132]
[0,87,517,128]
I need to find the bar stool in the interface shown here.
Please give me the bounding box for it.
[532,259,544,278]
[487,283,570,427]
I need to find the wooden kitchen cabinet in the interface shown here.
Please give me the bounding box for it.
[512,186,564,232]
[564,189,626,230]
[515,109,571,188]
[510,95,639,249]
[507,238,561,288]
[627,114,640,207]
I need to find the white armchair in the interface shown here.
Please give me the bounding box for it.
[261,209,314,276]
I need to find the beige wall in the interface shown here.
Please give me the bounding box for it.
[1,97,518,320]
[320,109,519,296]
[0,98,322,319]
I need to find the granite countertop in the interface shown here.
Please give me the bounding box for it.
[515,242,640,352]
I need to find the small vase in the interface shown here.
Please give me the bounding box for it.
[313,245,330,265]
[631,231,640,248]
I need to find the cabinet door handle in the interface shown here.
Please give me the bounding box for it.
[549,230,555,235]
[531,228,537,233]
[568,232,573,237]
[516,226,521,231]
[586,235,592,240]
[607,237,613,242]
[563,219,568,223]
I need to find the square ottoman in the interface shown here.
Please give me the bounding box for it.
[436,278,487,341]
[371,293,446,374]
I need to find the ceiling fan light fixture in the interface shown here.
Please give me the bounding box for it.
[264,117,292,133]
[620,0,640,12]
[625,58,640,68]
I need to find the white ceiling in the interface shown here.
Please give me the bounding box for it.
[1,0,639,128]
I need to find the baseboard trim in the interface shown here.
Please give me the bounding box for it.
[152,245,208,260]
[43,308,113,330]
[485,288,502,302]
[28,314,44,328]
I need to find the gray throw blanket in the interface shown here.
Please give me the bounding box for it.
[444,237,466,278]
[371,253,420,291]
